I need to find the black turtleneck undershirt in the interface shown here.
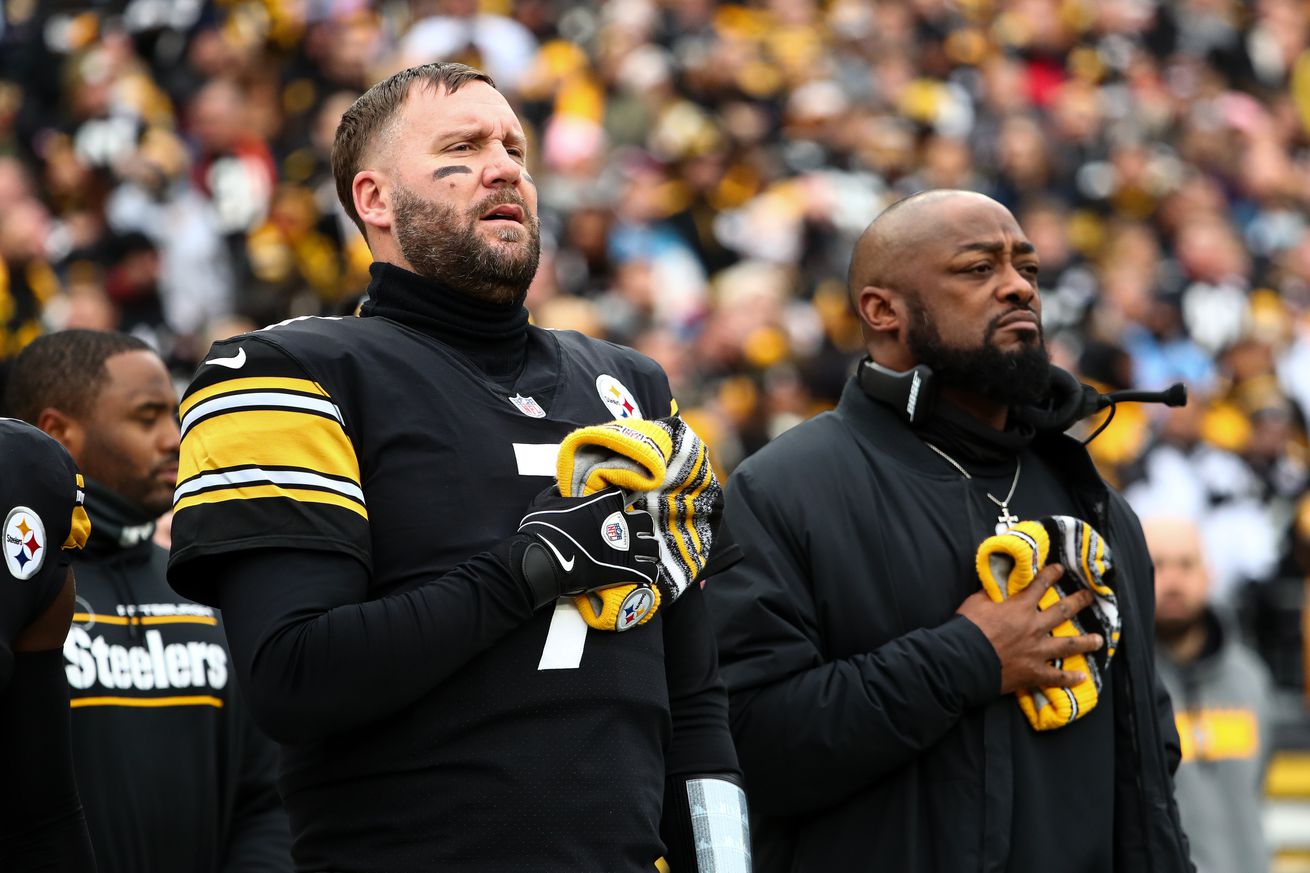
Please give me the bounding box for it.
[360,262,530,387]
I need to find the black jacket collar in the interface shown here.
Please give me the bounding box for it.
[837,377,1110,524]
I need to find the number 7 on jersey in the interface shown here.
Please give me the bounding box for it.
[514,442,589,670]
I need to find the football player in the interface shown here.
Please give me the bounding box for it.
[5,331,291,873]
[0,418,95,871]
[167,62,749,873]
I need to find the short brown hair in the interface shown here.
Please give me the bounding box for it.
[331,62,496,237]
[4,330,151,423]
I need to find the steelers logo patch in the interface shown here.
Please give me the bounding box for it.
[4,506,47,581]
[596,375,642,420]
[617,586,655,631]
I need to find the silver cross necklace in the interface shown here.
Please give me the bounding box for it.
[923,442,1022,534]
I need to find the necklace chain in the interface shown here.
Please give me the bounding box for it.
[923,442,1021,529]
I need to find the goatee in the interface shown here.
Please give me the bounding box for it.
[905,295,1052,408]
[392,184,541,305]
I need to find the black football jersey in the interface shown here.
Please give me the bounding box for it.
[170,314,682,872]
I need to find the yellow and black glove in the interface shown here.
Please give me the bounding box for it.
[516,488,661,628]
[555,416,721,631]
[975,515,1121,731]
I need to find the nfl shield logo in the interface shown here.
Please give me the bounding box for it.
[601,511,630,551]
[509,394,546,418]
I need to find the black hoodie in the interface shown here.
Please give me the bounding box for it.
[65,481,291,873]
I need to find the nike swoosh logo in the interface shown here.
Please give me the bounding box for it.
[538,537,575,572]
[204,348,246,369]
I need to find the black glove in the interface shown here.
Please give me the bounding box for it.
[515,488,660,610]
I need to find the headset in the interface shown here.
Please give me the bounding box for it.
[857,357,1187,441]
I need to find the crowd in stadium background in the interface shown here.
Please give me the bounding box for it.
[0,0,1308,836]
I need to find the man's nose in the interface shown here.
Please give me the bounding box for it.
[997,262,1036,306]
[160,415,181,452]
[482,144,523,188]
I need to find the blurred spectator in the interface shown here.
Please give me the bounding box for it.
[401,0,539,93]
[105,127,235,337]
[1125,395,1281,602]
[1148,515,1273,873]
[0,197,58,357]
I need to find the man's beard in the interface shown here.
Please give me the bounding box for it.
[1155,607,1205,646]
[392,184,541,305]
[905,293,1052,408]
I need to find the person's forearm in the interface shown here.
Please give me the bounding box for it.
[218,545,536,743]
[663,583,739,778]
[660,584,748,871]
[731,615,999,817]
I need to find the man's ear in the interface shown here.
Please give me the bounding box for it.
[353,170,392,234]
[857,285,902,337]
[36,407,85,461]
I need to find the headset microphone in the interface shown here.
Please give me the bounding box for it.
[857,357,1188,440]
[1098,384,1188,410]
[1078,381,1187,445]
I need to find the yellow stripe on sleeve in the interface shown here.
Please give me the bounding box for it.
[174,483,368,520]
[178,408,360,486]
[179,376,330,419]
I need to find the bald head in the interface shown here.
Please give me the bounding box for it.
[1144,516,1211,635]
[848,190,1004,304]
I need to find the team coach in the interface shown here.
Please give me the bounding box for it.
[703,190,1193,872]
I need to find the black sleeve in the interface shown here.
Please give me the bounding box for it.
[1108,498,1194,870]
[0,649,97,872]
[659,583,743,871]
[220,693,292,873]
[661,582,739,779]
[215,543,537,743]
[704,466,1000,818]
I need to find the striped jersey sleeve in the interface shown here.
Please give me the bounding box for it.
[168,337,370,591]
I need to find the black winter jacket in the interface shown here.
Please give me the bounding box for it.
[703,380,1193,872]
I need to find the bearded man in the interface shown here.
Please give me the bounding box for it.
[1148,517,1271,873]
[165,63,746,873]
[702,190,1194,872]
